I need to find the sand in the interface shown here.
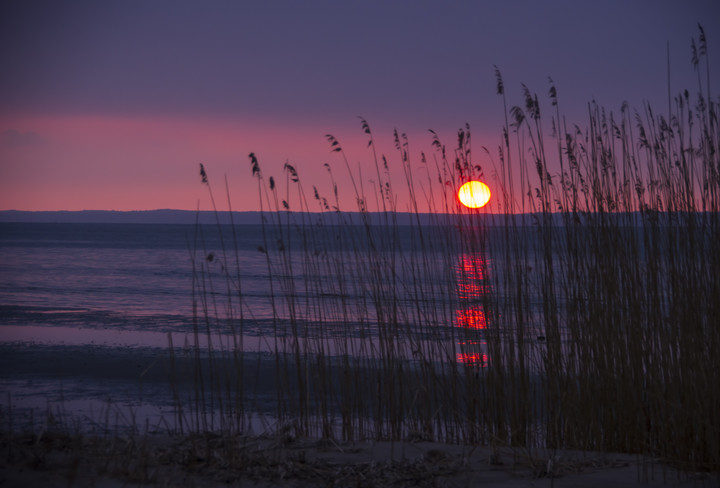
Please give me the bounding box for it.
[1,429,716,488]
[1,340,717,487]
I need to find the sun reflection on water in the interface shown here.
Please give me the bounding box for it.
[455,253,490,366]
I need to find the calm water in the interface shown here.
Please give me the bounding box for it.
[0,221,493,428]
[0,219,707,438]
[1,224,193,329]
[1,222,502,344]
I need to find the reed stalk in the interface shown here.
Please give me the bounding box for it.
[177,25,719,474]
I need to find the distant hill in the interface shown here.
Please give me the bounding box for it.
[0,209,460,225]
[0,209,264,224]
[0,209,660,226]
[0,209,452,225]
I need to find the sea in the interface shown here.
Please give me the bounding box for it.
[0,221,496,433]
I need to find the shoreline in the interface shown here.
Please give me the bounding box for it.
[1,337,718,486]
[1,429,715,487]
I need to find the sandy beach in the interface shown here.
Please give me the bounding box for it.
[2,429,716,487]
[2,339,716,487]
[4,0,720,484]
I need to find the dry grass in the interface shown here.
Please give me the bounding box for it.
[173,25,720,475]
[4,28,716,486]
[8,428,709,487]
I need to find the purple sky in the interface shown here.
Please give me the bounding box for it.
[1,0,718,212]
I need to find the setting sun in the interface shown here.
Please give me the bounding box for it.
[458,181,491,209]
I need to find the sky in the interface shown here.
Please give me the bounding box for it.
[1,0,719,213]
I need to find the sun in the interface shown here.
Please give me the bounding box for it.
[458,181,491,209]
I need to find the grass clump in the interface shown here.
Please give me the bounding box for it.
[177,25,719,475]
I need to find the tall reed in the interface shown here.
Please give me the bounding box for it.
[177,26,718,473]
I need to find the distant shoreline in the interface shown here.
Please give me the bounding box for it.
[0,208,711,226]
[0,209,264,225]
[0,209,488,225]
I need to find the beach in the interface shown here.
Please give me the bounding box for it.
[3,4,719,485]
[1,334,717,487]
[2,429,715,487]
[1,210,718,484]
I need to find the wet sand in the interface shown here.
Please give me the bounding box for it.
[1,339,716,487]
[1,430,715,487]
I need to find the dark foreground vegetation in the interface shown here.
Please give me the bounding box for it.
[182,26,719,474]
[2,28,716,486]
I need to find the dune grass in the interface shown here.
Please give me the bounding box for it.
[174,26,719,474]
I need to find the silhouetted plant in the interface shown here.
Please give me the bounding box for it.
[177,25,719,474]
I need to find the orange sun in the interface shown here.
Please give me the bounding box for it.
[458,181,491,209]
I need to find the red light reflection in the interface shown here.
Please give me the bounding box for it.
[456,308,487,329]
[456,255,489,300]
[455,253,491,367]
[456,352,489,366]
